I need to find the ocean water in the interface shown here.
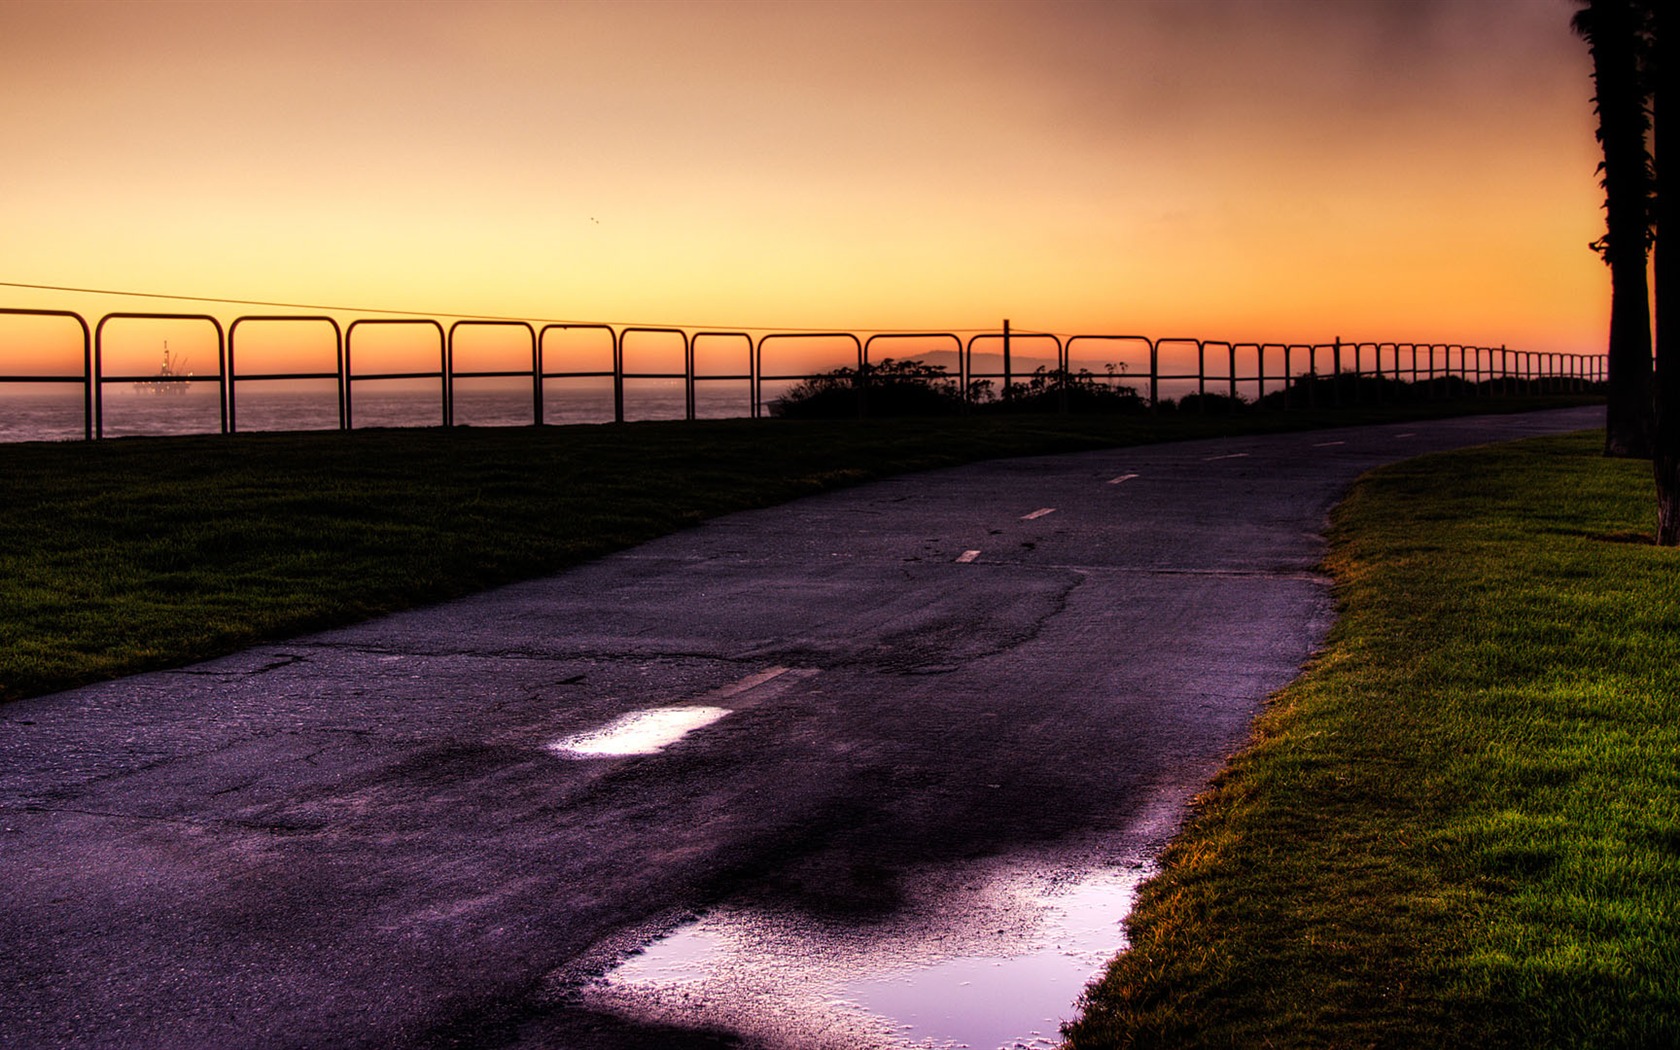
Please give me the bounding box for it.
[0,379,777,444]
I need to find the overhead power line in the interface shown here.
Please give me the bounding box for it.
[0,280,1016,336]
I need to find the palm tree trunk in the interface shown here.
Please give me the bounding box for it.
[1607,253,1655,459]
[1652,6,1678,543]
[1577,0,1656,458]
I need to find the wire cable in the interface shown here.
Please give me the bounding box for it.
[0,280,1024,336]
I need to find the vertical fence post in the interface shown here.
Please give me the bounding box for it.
[751,335,763,419]
[1196,341,1207,409]
[613,330,625,423]
[1149,340,1160,410]
[1060,327,1071,414]
[532,332,543,427]
[1333,337,1343,407]
[751,335,760,419]
[857,332,868,419]
[686,337,696,421]
[85,330,94,440]
[444,334,455,427]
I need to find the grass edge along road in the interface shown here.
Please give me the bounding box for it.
[1065,431,1680,1049]
[0,398,1589,705]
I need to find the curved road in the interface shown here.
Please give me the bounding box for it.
[0,407,1597,1049]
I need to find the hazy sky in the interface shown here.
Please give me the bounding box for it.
[1,0,1606,352]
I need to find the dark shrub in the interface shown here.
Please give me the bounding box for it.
[771,358,965,418]
[983,366,1146,414]
[1175,392,1249,414]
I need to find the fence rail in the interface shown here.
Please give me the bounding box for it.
[0,306,1606,440]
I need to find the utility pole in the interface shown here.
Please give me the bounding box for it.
[1333,336,1343,407]
[1002,319,1012,395]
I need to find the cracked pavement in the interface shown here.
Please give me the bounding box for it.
[0,407,1599,1049]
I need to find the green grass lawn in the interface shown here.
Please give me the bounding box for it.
[1065,431,1680,1049]
[0,398,1587,704]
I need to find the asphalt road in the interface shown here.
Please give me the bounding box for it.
[0,407,1599,1049]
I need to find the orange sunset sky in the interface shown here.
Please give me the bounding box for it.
[0,0,1610,361]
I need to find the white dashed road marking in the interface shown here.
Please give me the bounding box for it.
[710,666,794,698]
[550,707,732,758]
[1021,508,1057,520]
[1312,441,1346,447]
[955,550,981,563]
[1107,473,1140,485]
[547,666,805,758]
[1202,452,1250,462]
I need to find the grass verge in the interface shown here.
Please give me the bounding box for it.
[0,397,1590,703]
[1064,430,1680,1048]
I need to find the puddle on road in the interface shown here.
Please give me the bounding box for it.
[549,706,732,757]
[843,873,1145,1049]
[579,858,1151,1050]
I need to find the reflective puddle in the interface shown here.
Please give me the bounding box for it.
[843,874,1145,1048]
[580,859,1151,1050]
[549,706,732,757]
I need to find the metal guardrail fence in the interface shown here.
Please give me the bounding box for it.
[0,306,1606,439]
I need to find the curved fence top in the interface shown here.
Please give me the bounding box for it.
[0,302,1605,441]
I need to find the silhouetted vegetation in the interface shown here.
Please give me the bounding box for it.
[991,365,1148,414]
[1170,392,1248,414]
[772,359,1147,418]
[770,358,1600,419]
[1572,0,1676,543]
[1250,371,1603,411]
[1657,5,1676,543]
[1574,0,1657,459]
[770,358,965,418]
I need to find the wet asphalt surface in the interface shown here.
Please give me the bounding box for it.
[0,407,1598,1049]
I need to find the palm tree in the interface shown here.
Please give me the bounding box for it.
[1574,0,1655,459]
[1650,5,1676,543]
